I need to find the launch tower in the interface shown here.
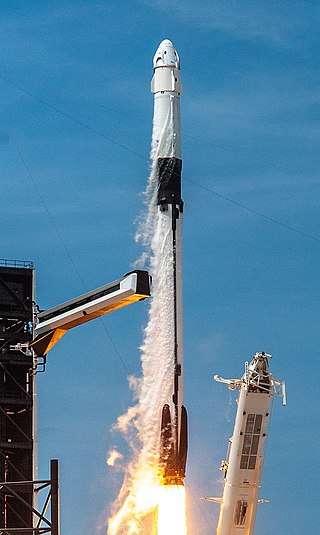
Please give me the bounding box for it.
[0,260,36,529]
[0,261,150,533]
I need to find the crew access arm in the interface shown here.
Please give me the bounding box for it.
[30,270,151,357]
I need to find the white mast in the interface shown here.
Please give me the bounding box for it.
[205,352,285,534]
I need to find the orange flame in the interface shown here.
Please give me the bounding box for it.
[158,485,187,535]
[108,463,187,535]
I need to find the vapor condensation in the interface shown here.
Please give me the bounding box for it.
[107,110,176,534]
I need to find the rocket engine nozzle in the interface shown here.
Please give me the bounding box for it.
[160,404,188,486]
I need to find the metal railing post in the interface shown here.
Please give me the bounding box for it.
[50,460,60,535]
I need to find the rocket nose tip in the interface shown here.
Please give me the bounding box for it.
[160,38,173,47]
[153,38,180,69]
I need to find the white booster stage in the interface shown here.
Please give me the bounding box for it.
[208,353,285,534]
[151,40,187,485]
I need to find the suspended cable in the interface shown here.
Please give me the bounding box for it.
[1,73,319,246]
[2,116,130,374]
[99,103,317,178]
[184,480,215,531]
[0,74,147,162]
[185,177,320,244]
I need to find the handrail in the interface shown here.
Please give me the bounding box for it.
[0,260,34,269]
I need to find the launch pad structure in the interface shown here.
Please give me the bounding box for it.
[0,260,59,534]
[0,260,151,534]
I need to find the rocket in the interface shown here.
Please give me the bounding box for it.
[151,39,187,485]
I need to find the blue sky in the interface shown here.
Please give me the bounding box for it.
[1,1,319,533]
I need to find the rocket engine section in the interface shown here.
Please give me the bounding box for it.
[211,352,286,535]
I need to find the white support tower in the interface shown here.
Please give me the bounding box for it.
[205,352,285,535]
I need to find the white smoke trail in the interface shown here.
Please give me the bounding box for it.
[107,111,176,533]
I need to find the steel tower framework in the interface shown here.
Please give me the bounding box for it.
[0,261,35,531]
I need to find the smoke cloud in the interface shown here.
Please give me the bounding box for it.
[107,111,175,534]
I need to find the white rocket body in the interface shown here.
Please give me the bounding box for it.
[151,40,187,485]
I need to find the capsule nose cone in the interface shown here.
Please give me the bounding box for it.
[153,38,180,69]
[161,38,174,48]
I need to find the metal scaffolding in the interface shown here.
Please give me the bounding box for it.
[0,264,35,532]
[0,459,60,535]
